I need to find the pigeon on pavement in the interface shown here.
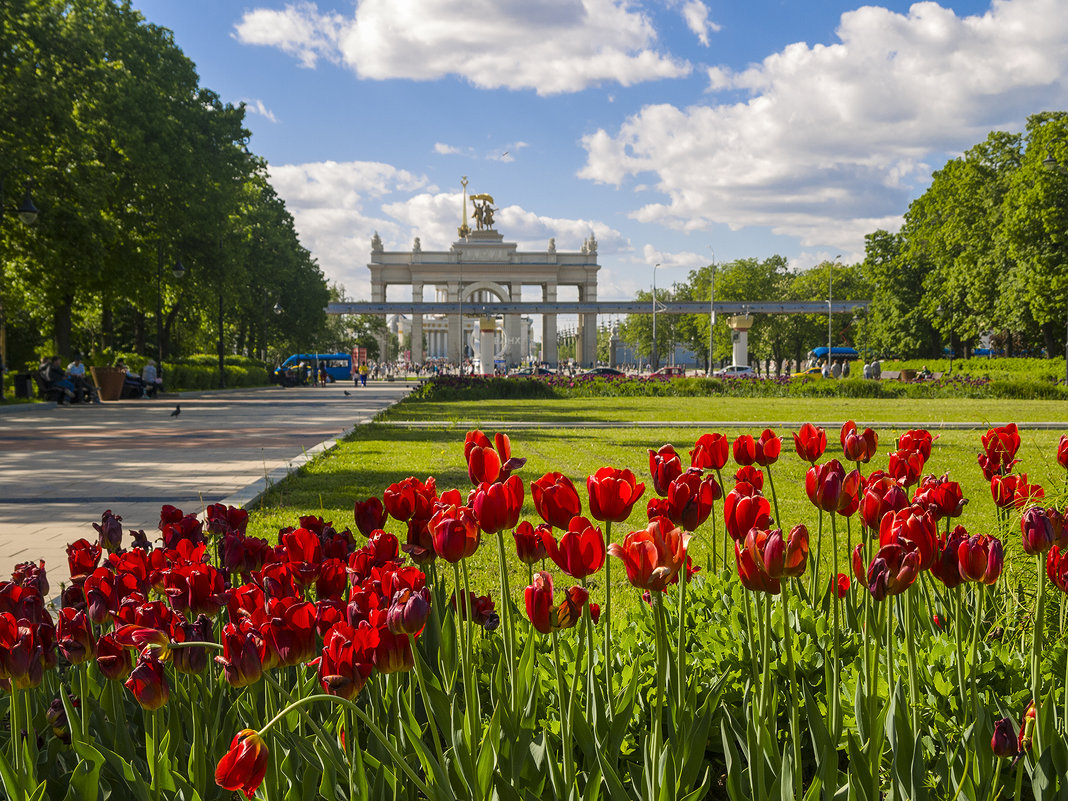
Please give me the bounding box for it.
[344,390,351,396]
[170,405,181,418]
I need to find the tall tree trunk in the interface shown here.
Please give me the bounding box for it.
[1041,322,1058,359]
[134,310,146,356]
[101,295,113,352]
[163,302,182,362]
[53,295,73,358]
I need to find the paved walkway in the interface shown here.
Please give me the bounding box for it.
[0,382,413,583]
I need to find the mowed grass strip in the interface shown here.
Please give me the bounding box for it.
[250,396,1068,618]
[380,395,1068,425]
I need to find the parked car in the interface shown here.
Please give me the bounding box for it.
[712,365,756,378]
[581,367,626,377]
[513,367,556,376]
[792,365,824,378]
[651,366,687,377]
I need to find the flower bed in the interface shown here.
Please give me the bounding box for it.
[1,423,1067,799]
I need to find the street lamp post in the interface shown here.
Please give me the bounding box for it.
[1043,155,1068,384]
[707,250,716,375]
[827,255,841,368]
[0,179,39,402]
[652,263,660,371]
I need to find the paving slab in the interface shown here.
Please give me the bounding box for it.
[0,382,413,584]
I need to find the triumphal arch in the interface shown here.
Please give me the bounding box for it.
[366,180,600,368]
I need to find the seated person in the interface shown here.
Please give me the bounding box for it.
[38,356,77,404]
[141,359,163,397]
[115,359,147,398]
[66,355,100,403]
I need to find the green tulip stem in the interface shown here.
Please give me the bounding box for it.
[149,707,161,801]
[494,530,517,713]
[676,546,688,714]
[346,709,356,801]
[258,694,432,799]
[452,560,475,737]
[709,497,718,573]
[904,590,920,731]
[741,585,760,691]
[716,469,726,574]
[968,585,984,715]
[782,582,802,801]
[953,589,967,711]
[829,510,842,740]
[550,631,575,787]
[604,519,614,716]
[810,509,824,599]
[76,662,89,741]
[1012,756,1024,801]
[884,601,895,706]
[766,464,781,528]
[869,599,884,801]
[9,686,19,775]
[410,649,446,764]
[1031,554,1046,724]
[652,591,668,800]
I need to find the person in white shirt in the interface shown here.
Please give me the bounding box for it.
[141,359,162,398]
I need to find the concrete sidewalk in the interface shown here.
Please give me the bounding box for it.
[0,382,413,583]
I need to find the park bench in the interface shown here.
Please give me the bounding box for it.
[32,373,67,403]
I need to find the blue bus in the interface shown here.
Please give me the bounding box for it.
[809,346,860,361]
[271,353,353,386]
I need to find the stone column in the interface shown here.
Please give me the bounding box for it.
[504,283,522,368]
[729,314,754,366]
[541,283,558,367]
[447,282,462,365]
[479,317,496,375]
[580,282,598,367]
[410,282,423,364]
[370,277,387,362]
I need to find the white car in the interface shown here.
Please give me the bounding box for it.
[713,364,756,378]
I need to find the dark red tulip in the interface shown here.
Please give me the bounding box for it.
[754,429,782,467]
[587,467,646,523]
[841,421,878,463]
[898,429,935,461]
[981,424,1020,465]
[215,729,269,800]
[1021,506,1055,556]
[158,504,184,530]
[530,472,582,529]
[793,423,827,464]
[1057,435,1068,471]
[260,598,317,668]
[649,444,684,496]
[95,633,132,681]
[959,534,1004,585]
[991,718,1018,759]
[731,436,756,467]
[472,475,524,534]
[646,496,672,520]
[0,619,50,689]
[161,514,205,550]
[429,503,480,562]
[401,517,436,565]
[607,517,690,592]
[164,562,230,617]
[206,504,249,536]
[374,629,414,674]
[93,509,124,553]
[281,528,323,588]
[913,474,967,520]
[57,608,95,665]
[805,460,846,512]
[723,482,771,542]
[125,652,169,710]
[665,470,720,531]
[734,541,780,595]
[0,581,46,624]
[451,591,497,629]
[387,587,430,636]
[879,505,938,571]
[171,615,213,675]
[315,558,349,601]
[317,621,376,700]
[524,572,587,634]
[67,539,102,583]
[887,450,925,488]
[865,538,922,601]
[542,516,605,580]
[749,525,808,580]
[690,433,729,470]
[354,497,388,537]
[734,465,763,490]
[930,525,969,589]
[513,521,548,565]
[1049,508,1067,550]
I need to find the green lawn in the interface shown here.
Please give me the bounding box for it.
[380,396,1068,424]
[250,395,1068,618]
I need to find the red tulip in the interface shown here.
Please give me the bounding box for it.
[57,608,95,665]
[981,423,1021,464]
[260,598,317,668]
[164,562,230,617]
[734,465,763,490]
[542,516,605,579]
[215,729,269,800]
[1057,435,1068,471]
[125,651,169,710]
[429,504,480,563]
[690,433,729,470]
[930,525,969,589]
[665,470,720,531]
[748,524,808,580]
[833,573,850,598]
[991,718,1018,759]
[754,429,782,467]
[67,539,102,583]
[0,619,50,689]
[793,423,827,464]
[607,516,691,592]
[513,521,549,564]
[879,505,938,571]
[898,429,935,461]
[649,444,684,496]
[912,474,967,520]
[451,591,498,629]
[587,467,646,523]
[805,460,846,512]
[158,504,184,530]
[1047,547,1068,594]
[1019,701,1037,753]
[524,571,588,634]
[732,436,756,467]
[317,621,376,699]
[206,504,249,536]
[841,421,878,463]
[374,629,414,674]
[958,534,1004,585]
[992,473,1044,510]
[383,476,437,522]
[464,430,526,485]
[864,538,921,601]
[887,450,925,487]
[315,558,349,601]
[530,472,582,529]
[1021,506,1055,556]
[161,514,204,550]
[0,581,46,625]
[734,541,781,595]
[472,476,524,534]
[723,482,771,542]
[387,588,430,636]
[354,497,388,537]
[401,517,436,565]
[95,633,133,681]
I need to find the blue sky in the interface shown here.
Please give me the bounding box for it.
[129,0,1068,302]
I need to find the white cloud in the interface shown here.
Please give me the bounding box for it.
[434,142,461,155]
[241,98,278,123]
[679,1,720,47]
[268,160,629,296]
[579,0,1068,252]
[235,0,691,94]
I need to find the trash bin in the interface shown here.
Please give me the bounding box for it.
[14,373,33,399]
[90,366,126,401]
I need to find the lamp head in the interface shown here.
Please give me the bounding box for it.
[16,187,38,225]
[172,259,186,280]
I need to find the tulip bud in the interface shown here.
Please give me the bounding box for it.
[990,718,1017,758]
[1021,506,1054,556]
[93,510,123,553]
[215,729,269,800]
[387,588,431,636]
